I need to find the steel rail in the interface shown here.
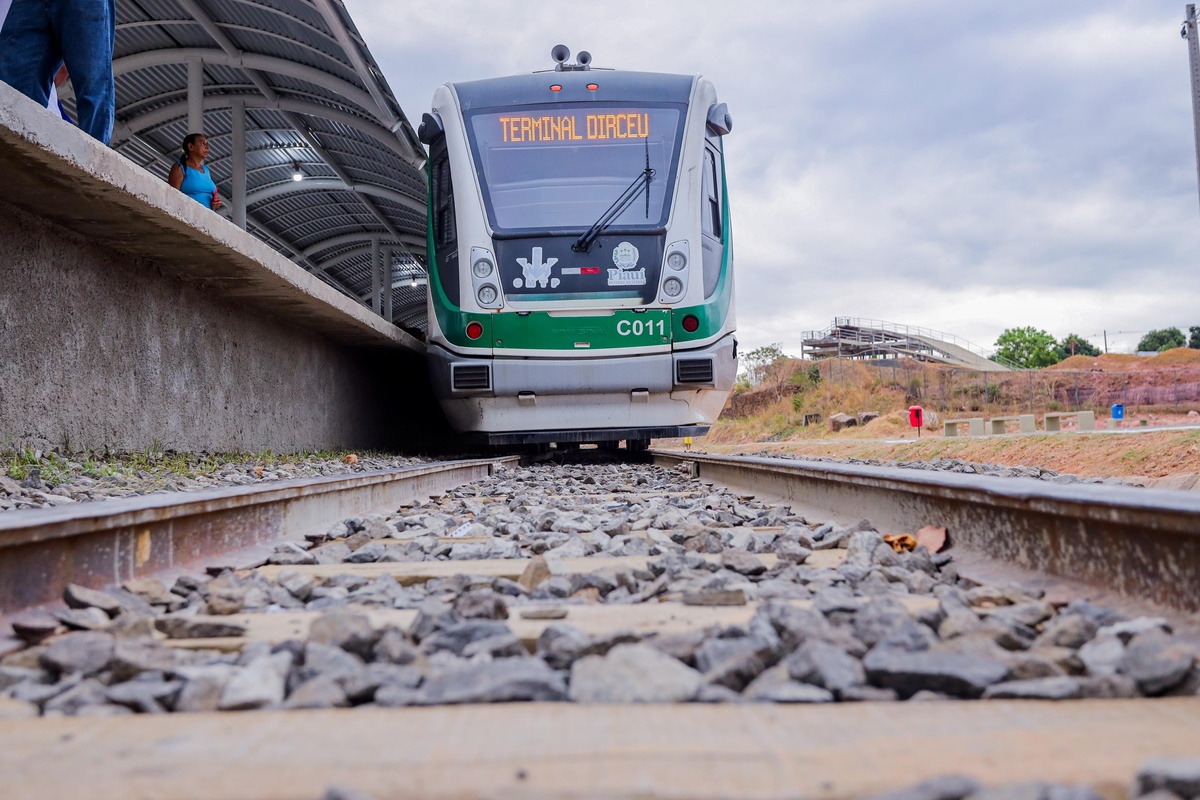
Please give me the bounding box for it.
[652,451,1200,612]
[0,457,518,615]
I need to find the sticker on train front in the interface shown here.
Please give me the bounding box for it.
[616,317,668,339]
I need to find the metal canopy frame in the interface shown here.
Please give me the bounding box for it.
[77,0,431,334]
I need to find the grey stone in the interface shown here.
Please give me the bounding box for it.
[374,685,422,707]
[219,652,292,710]
[1032,614,1097,649]
[1076,674,1139,699]
[276,570,315,601]
[454,590,509,620]
[43,678,109,714]
[1119,630,1195,695]
[785,640,866,694]
[300,642,364,685]
[1079,635,1125,677]
[863,647,1008,698]
[981,677,1082,700]
[110,638,187,681]
[773,540,812,564]
[105,679,182,712]
[519,607,569,620]
[814,586,862,615]
[373,628,419,665]
[422,621,514,657]
[853,601,915,648]
[682,589,746,606]
[866,775,981,800]
[720,550,767,576]
[695,636,777,691]
[63,584,122,616]
[285,675,349,709]
[1135,757,1200,798]
[839,685,899,702]
[570,644,703,703]
[39,632,115,675]
[53,607,112,631]
[742,666,834,703]
[10,612,61,642]
[419,657,566,704]
[174,665,236,712]
[157,616,247,640]
[695,683,745,703]
[407,601,461,643]
[309,610,377,659]
[342,663,423,703]
[844,530,885,569]
[1099,616,1171,643]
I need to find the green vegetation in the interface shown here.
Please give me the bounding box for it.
[1053,333,1101,360]
[1189,326,1200,349]
[739,343,787,388]
[993,327,1059,369]
[1138,328,1186,353]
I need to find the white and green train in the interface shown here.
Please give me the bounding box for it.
[420,47,736,448]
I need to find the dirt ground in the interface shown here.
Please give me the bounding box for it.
[665,424,1200,488]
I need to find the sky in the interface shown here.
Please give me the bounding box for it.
[343,0,1200,357]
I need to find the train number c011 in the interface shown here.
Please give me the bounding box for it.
[616,319,667,338]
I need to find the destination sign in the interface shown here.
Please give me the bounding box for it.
[498,112,651,143]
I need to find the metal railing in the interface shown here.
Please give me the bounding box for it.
[801,317,1020,370]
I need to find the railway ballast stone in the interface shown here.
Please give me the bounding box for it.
[569,643,704,703]
[1135,757,1200,799]
[7,459,1200,717]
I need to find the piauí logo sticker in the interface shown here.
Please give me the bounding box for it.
[513,246,560,289]
[608,241,645,286]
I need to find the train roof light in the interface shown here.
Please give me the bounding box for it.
[550,84,562,92]
[586,83,599,91]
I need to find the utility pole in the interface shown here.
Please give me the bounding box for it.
[1103,330,1108,354]
[1184,5,1200,212]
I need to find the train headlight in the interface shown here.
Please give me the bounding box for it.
[477,284,498,305]
[663,277,684,297]
[472,257,494,278]
[667,251,687,270]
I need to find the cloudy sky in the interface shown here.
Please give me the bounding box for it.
[344,0,1200,356]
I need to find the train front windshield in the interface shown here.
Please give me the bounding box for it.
[466,104,686,235]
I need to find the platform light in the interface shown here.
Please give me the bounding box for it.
[292,161,303,182]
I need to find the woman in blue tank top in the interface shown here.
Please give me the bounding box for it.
[168,133,223,211]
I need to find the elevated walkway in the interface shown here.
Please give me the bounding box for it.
[801,318,1013,372]
[0,83,448,453]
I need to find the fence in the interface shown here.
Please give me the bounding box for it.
[814,358,1200,421]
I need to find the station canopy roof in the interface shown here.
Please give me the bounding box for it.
[99,0,430,334]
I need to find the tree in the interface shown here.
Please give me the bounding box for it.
[993,327,1060,369]
[740,343,786,387]
[1189,326,1200,349]
[1052,333,1101,361]
[1137,328,1186,353]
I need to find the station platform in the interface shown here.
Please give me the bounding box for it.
[0,83,444,454]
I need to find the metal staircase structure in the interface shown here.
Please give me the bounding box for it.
[801,318,1015,371]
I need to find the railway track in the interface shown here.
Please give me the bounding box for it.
[1,450,1198,799]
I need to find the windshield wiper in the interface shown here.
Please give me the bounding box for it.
[573,145,655,253]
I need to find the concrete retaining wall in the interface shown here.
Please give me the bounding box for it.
[0,83,449,454]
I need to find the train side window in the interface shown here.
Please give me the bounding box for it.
[430,143,459,300]
[702,144,722,241]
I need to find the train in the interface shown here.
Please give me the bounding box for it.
[419,46,737,449]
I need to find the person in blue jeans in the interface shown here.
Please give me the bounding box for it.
[0,0,115,144]
[168,133,223,211]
